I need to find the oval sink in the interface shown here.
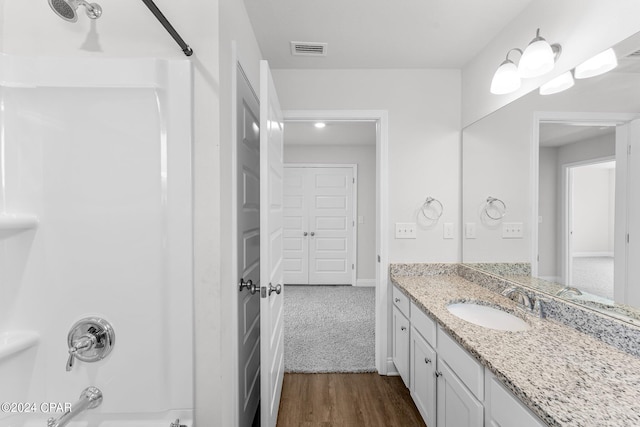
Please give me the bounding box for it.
[447,303,531,331]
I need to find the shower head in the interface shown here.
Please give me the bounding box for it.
[49,0,102,23]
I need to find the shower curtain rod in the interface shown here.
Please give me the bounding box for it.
[141,0,194,57]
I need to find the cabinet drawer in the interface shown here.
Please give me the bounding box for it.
[437,327,484,400]
[392,285,410,318]
[411,302,436,348]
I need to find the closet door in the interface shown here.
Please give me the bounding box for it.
[308,167,354,285]
[283,167,309,284]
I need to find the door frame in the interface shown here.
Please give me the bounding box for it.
[561,155,615,287]
[284,163,358,286]
[283,109,389,374]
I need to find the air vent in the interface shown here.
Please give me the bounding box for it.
[290,42,328,57]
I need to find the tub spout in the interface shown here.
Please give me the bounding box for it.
[47,386,103,427]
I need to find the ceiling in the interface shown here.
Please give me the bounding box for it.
[243,0,534,69]
[284,121,376,146]
[539,124,616,148]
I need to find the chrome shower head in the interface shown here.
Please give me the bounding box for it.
[49,0,102,23]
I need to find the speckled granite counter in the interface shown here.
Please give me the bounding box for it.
[391,270,640,427]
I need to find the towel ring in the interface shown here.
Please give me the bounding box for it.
[421,197,443,221]
[484,196,507,220]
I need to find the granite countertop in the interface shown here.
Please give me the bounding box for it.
[391,273,640,427]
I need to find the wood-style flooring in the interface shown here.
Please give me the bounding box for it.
[277,373,427,427]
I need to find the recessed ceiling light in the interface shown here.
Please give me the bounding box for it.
[314,122,326,129]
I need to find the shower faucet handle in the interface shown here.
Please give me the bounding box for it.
[66,334,97,371]
[65,317,115,372]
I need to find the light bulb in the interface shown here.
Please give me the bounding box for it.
[575,48,617,79]
[490,60,521,95]
[539,71,574,95]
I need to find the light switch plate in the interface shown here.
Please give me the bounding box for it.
[465,222,476,239]
[395,222,417,239]
[443,223,454,239]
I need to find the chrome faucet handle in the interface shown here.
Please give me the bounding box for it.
[66,334,97,371]
[66,317,115,372]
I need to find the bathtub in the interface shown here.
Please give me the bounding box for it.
[0,54,194,427]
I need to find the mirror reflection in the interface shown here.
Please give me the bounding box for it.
[462,31,640,324]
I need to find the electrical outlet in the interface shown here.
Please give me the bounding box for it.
[502,222,524,239]
[465,222,476,239]
[395,222,417,239]
[443,223,454,239]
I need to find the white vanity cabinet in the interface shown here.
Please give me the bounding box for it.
[392,286,411,387]
[410,304,437,426]
[484,370,545,427]
[393,284,545,427]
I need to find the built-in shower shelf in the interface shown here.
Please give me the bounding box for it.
[0,331,39,362]
[0,214,39,231]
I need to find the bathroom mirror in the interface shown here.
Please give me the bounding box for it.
[462,31,640,325]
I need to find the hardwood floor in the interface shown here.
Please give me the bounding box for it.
[277,373,427,427]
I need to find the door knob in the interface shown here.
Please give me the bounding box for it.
[310,232,315,236]
[239,278,258,294]
[268,283,282,296]
[303,232,308,236]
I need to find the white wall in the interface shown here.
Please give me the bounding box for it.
[462,0,640,127]
[284,144,377,281]
[273,69,462,264]
[538,147,557,277]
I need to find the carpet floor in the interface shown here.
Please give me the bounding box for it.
[572,256,614,300]
[284,285,376,373]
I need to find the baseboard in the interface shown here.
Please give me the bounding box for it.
[572,252,614,258]
[356,279,376,287]
[386,357,399,376]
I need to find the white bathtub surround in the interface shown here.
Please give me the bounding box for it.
[0,54,194,425]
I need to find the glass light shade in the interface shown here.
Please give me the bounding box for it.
[574,48,617,79]
[518,39,555,78]
[539,71,574,95]
[490,60,521,95]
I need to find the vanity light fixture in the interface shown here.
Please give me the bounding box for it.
[574,48,618,79]
[518,29,561,78]
[539,70,574,95]
[314,122,326,129]
[490,28,562,95]
[490,48,522,95]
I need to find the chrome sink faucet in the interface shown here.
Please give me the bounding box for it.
[502,287,533,311]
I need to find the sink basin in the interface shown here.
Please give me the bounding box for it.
[447,303,531,331]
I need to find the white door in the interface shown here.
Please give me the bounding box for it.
[411,329,437,427]
[236,64,261,427]
[259,60,285,427]
[309,167,354,284]
[283,167,308,283]
[283,166,355,285]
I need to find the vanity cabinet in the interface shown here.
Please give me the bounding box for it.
[392,305,410,387]
[392,285,545,427]
[485,371,545,427]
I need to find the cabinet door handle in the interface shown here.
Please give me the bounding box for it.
[434,371,442,378]
[394,298,401,303]
[424,357,431,364]
[401,326,407,331]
